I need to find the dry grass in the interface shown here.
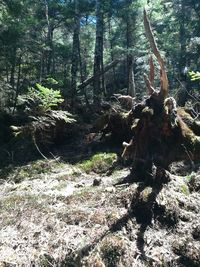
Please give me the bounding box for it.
[0,158,130,266]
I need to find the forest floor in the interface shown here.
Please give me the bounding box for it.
[0,136,200,267]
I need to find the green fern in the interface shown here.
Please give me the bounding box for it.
[32,83,64,112]
[189,71,200,81]
[18,83,64,115]
[13,84,76,147]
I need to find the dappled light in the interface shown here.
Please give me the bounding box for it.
[0,1,200,266]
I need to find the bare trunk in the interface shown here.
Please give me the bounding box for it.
[93,0,104,104]
[71,0,80,106]
[179,0,187,73]
[10,47,17,91]
[143,9,168,99]
[108,18,117,93]
[44,0,54,76]
[127,54,136,97]
[13,54,22,114]
[78,34,90,109]
[39,52,44,83]
[177,0,188,106]
[126,2,136,97]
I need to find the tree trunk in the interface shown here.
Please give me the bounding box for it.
[108,16,117,94]
[44,0,54,76]
[78,33,91,109]
[127,54,135,97]
[93,0,104,104]
[13,54,22,114]
[177,0,189,106]
[179,0,187,74]
[70,0,80,106]
[126,1,136,97]
[46,26,54,75]
[39,52,44,83]
[10,46,17,91]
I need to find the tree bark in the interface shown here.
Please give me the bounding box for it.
[126,1,136,97]
[93,0,104,104]
[177,0,189,106]
[108,17,117,93]
[96,10,200,181]
[143,9,168,99]
[44,0,54,76]
[13,54,22,114]
[10,46,17,91]
[70,0,80,106]
[127,54,136,97]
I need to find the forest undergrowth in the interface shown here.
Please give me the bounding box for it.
[0,130,199,267]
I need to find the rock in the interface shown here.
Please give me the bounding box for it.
[192,225,200,240]
[188,175,200,192]
[93,178,102,186]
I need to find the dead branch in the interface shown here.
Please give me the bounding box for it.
[144,74,156,95]
[149,56,155,87]
[143,9,168,98]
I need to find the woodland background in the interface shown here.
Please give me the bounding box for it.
[0,1,200,267]
[0,0,200,114]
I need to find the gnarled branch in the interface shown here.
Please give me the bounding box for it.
[143,9,168,98]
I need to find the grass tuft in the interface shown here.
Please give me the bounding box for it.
[77,153,117,174]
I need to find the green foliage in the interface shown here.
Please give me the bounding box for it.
[30,83,63,112]
[0,0,199,111]
[14,84,76,145]
[18,83,64,114]
[189,71,200,81]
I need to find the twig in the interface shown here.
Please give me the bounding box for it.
[32,134,48,160]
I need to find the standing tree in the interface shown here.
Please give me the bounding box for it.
[93,0,104,104]
[125,0,136,97]
[71,0,80,106]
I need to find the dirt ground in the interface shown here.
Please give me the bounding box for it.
[0,152,199,267]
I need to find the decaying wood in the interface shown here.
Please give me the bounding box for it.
[93,10,200,181]
[113,94,135,110]
[149,55,155,87]
[143,9,168,98]
[144,73,155,95]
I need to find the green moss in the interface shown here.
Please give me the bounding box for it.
[0,159,65,183]
[181,184,190,195]
[100,236,125,267]
[77,153,117,173]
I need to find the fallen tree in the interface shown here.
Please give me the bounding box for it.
[77,58,122,92]
[95,9,200,180]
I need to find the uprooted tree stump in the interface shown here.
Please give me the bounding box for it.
[95,10,200,181]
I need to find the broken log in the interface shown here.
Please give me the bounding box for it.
[143,9,168,99]
[120,9,200,179]
[93,10,200,182]
[77,59,122,92]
